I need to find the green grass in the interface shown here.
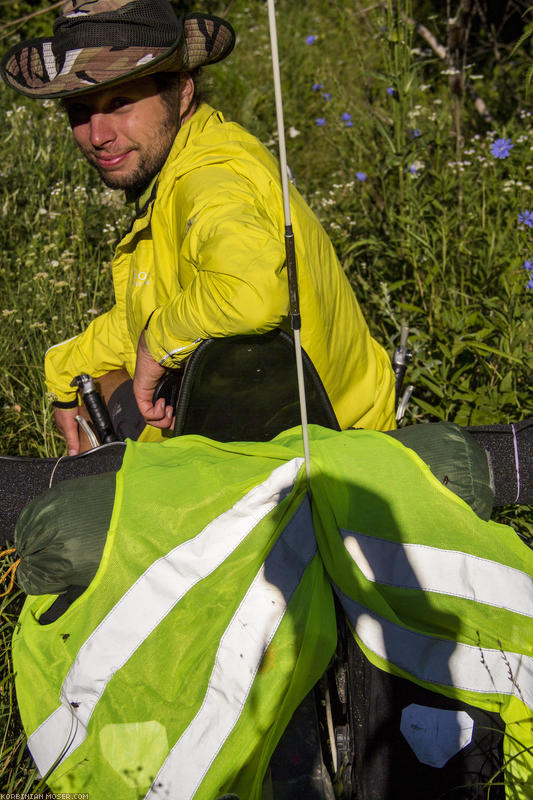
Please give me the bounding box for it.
[0,0,532,794]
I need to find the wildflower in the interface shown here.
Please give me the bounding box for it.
[528,275,533,290]
[306,35,317,45]
[490,138,513,159]
[386,86,395,96]
[355,172,367,182]
[316,118,326,127]
[322,93,333,101]
[409,128,421,138]
[523,259,533,273]
[407,160,424,176]
[312,83,324,91]
[288,126,300,138]
[341,112,352,122]
[518,210,533,227]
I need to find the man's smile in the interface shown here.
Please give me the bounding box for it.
[94,151,134,169]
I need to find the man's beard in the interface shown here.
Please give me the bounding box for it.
[88,105,180,197]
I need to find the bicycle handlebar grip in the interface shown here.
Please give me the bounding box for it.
[82,390,118,444]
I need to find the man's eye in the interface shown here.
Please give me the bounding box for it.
[65,104,90,123]
[110,97,132,111]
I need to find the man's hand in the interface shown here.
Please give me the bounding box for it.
[54,406,81,456]
[133,330,174,428]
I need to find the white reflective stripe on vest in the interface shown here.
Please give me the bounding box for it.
[146,495,316,799]
[28,457,304,777]
[337,587,533,711]
[342,530,533,618]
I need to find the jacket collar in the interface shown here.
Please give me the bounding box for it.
[132,173,159,218]
[128,103,221,220]
[159,103,223,181]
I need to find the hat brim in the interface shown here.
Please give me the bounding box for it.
[0,13,235,99]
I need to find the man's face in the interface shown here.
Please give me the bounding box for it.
[64,75,192,195]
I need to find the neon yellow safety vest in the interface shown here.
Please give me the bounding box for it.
[13,427,533,799]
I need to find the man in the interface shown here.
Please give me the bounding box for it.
[1,0,396,455]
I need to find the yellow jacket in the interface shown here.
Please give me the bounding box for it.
[45,104,395,434]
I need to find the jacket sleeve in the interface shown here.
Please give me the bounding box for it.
[45,304,128,403]
[144,181,290,366]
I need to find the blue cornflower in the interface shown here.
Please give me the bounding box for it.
[312,83,324,91]
[306,35,317,45]
[345,121,354,127]
[387,86,396,96]
[518,210,533,227]
[322,92,333,101]
[490,137,513,159]
[341,112,352,121]
[356,172,367,182]
[523,259,533,272]
[316,118,326,127]
[528,275,533,289]
[409,128,421,138]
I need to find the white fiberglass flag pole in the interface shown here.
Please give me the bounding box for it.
[266,0,311,484]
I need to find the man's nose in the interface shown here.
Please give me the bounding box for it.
[89,113,116,147]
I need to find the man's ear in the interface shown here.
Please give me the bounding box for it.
[179,74,196,122]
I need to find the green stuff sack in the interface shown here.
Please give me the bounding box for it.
[14,472,116,595]
[386,421,494,520]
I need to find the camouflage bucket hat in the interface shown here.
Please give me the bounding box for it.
[0,0,235,99]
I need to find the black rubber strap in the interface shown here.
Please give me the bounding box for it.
[52,398,78,409]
